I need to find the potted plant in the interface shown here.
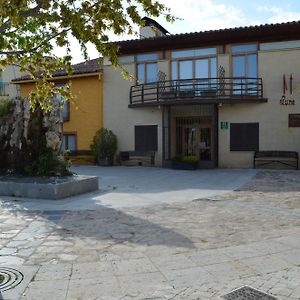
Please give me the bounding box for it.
[90,128,118,166]
[171,155,198,170]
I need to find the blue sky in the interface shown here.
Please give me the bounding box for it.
[156,0,300,34]
[63,0,300,62]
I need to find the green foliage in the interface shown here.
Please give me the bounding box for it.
[0,98,14,117]
[172,155,198,163]
[24,151,71,176]
[0,103,71,176]
[91,128,118,161]
[0,0,174,110]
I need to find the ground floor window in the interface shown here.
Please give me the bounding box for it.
[135,125,158,151]
[62,134,76,153]
[230,123,259,151]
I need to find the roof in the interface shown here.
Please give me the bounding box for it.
[117,20,300,54]
[142,16,170,35]
[13,58,101,82]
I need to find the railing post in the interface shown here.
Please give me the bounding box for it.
[129,86,132,105]
[141,84,144,104]
[157,81,159,103]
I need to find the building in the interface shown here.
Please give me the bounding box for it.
[0,65,20,99]
[14,59,103,163]
[103,19,300,168]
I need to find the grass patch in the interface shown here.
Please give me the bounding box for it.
[0,273,4,283]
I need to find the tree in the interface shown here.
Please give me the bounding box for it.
[0,0,173,110]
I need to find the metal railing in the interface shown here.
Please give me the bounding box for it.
[130,77,264,106]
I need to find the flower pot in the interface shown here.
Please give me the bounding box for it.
[171,161,198,170]
[97,157,113,166]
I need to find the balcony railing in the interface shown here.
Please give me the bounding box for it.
[129,77,266,107]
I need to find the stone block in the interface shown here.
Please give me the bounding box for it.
[0,175,99,199]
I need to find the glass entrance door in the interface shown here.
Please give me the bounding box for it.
[176,117,212,164]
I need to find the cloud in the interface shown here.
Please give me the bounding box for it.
[257,5,300,23]
[159,0,248,33]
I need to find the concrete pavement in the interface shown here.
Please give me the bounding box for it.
[0,168,300,299]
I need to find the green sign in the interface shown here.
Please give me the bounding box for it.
[220,121,228,130]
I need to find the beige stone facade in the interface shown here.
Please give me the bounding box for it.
[104,21,300,169]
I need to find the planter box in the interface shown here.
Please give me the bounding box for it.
[0,175,99,200]
[97,158,113,166]
[172,161,198,170]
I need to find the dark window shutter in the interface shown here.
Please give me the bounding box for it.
[230,123,259,151]
[135,125,158,151]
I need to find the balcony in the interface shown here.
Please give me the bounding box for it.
[129,77,267,107]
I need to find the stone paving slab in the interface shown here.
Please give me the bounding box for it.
[0,170,299,299]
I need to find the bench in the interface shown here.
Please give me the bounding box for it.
[119,151,155,167]
[253,151,298,170]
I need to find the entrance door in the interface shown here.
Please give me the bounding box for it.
[176,116,214,168]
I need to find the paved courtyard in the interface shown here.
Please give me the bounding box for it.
[0,167,300,299]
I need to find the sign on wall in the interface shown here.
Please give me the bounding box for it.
[280,74,296,105]
[289,114,300,127]
[220,121,228,129]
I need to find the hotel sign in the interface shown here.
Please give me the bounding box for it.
[280,95,295,105]
[280,74,295,105]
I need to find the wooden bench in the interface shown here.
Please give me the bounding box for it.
[119,151,155,167]
[254,151,298,170]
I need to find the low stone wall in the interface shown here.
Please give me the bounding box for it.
[0,175,99,200]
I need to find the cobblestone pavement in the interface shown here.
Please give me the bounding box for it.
[0,170,300,299]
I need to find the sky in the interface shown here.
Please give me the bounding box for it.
[61,0,300,63]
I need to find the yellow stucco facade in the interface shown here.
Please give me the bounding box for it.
[19,73,103,153]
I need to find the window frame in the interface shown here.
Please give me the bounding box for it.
[137,61,158,84]
[230,43,259,78]
[135,52,160,84]
[62,132,77,153]
[54,84,70,122]
[171,55,218,81]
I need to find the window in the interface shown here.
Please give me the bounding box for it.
[119,55,134,64]
[171,50,217,82]
[232,44,257,53]
[135,125,158,151]
[230,123,259,151]
[62,134,76,153]
[232,44,258,95]
[171,48,217,59]
[171,57,217,92]
[136,53,158,84]
[54,84,70,121]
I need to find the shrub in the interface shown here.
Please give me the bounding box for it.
[171,155,198,163]
[24,150,71,176]
[0,98,15,117]
[90,128,117,161]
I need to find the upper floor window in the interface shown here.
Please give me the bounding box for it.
[231,44,258,95]
[171,48,217,59]
[136,53,158,84]
[54,84,69,121]
[232,44,257,53]
[119,55,134,64]
[232,44,257,78]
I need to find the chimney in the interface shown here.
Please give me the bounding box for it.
[139,17,170,39]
